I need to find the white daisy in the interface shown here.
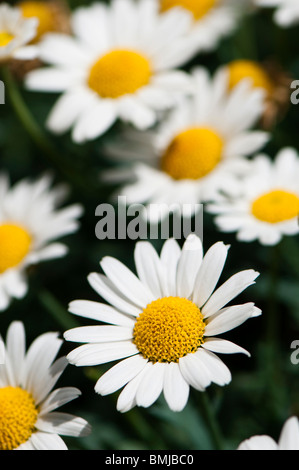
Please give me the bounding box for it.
[0,173,83,311]
[0,321,91,450]
[238,416,299,450]
[255,0,299,27]
[158,0,242,52]
[64,234,261,413]
[207,147,299,246]
[0,3,38,62]
[18,1,71,44]
[25,0,199,143]
[104,66,269,222]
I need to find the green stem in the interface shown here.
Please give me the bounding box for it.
[38,288,79,331]
[1,65,91,192]
[197,391,225,450]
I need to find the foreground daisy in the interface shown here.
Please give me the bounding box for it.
[208,148,299,246]
[25,0,198,143]
[64,234,261,413]
[0,3,38,62]
[159,0,241,53]
[255,0,299,27]
[0,321,90,450]
[238,416,299,450]
[0,173,82,310]
[104,67,268,222]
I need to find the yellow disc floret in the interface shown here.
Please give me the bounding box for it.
[0,31,14,47]
[251,189,299,223]
[160,0,216,20]
[227,60,274,96]
[20,1,57,42]
[160,127,223,180]
[133,296,205,363]
[0,386,38,450]
[0,223,32,273]
[88,49,152,99]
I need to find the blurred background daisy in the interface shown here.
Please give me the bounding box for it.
[207,148,299,246]
[0,173,82,310]
[103,66,269,222]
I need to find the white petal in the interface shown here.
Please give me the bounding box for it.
[39,387,82,415]
[238,435,278,450]
[135,362,166,408]
[202,338,250,357]
[134,241,165,298]
[68,300,135,327]
[64,325,133,343]
[66,341,139,366]
[95,354,148,396]
[29,432,68,450]
[36,412,91,437]
[176,234,203,298]
[205,303,261,336]
[163,362,189,412]
[192,242,229,308]
[100,256,153,308]
[278,417,299,450]
[179,352,211,391]
[88,273,141,316]
[160,238,181,296]
[202,270,260,318]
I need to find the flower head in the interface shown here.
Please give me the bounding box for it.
[0,173,83,310]
[25,0,199,142]
[208,147,299,246]
[0,3,38,62]
[159,0,241,53]
[0,321,90,450]
[64,234,261,413]
[104,66,269,222]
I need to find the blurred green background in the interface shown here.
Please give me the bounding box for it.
[1,0,299,450]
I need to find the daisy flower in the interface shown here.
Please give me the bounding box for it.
[64,234,261,413]
[0,173,83,311]
[25,0,198,143]
[255,0,299,28]
[238,416,299,450]
[158,0,241,53]
[0,321,90,450]
[104,67,269,222]
[207,148,299,246]
[18,1,71,44]
[0,3,38,62]
[223,59,292,129]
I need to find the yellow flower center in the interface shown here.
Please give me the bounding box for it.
[20,1,57,42]
[0,31,14,47]
[160,0,216,20]
[0,224,32,273]
[0,386,38,450]
[251,190,299,223]
[227,60,274,96]
[87,49,152,99]
[160,127,223,180]
[133,296,205,363]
